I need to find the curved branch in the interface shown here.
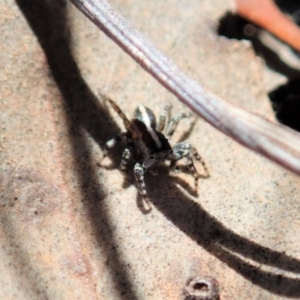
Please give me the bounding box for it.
[69,0,300,175]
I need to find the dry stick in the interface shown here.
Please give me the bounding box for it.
[70,0,300,175]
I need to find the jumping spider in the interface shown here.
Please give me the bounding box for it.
[101,98,209,209]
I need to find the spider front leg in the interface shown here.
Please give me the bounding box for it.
[134,162,151,210]
[170,142,209,191]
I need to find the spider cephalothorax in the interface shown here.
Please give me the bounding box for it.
[101,98,209,209]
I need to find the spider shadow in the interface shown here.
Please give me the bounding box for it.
[145,174,300,297]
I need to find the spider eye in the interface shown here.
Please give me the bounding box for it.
[135,105,157,128]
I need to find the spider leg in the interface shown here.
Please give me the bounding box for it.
[170,142,208,190]
[157,103,172,132]
[104,97,137,138]
[134,163,151,209]
[165,112,191,138]
[120,148,131,170]
[191,147,210,178]
[169,160,179,172]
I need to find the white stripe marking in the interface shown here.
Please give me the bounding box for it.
[138,105,162,149]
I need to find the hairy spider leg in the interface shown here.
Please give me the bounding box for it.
[157,103,172,132]
[165,112,192,138]
[170,142,201,190]
[191,147,210,178]
[120,148,131,170]
[134,162,151,209]
[105,97,137,138]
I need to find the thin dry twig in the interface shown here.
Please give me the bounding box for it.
[69,0,300,175]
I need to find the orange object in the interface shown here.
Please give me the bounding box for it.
[236,0,300,52]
